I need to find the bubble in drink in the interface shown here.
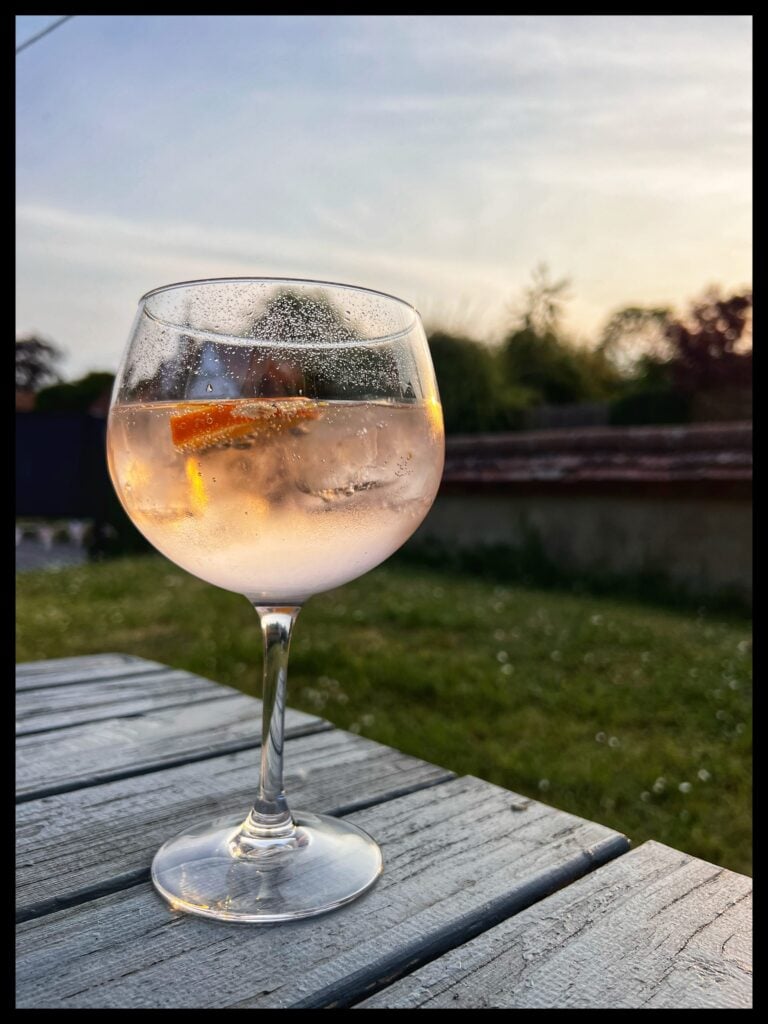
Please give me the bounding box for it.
[108,397,444,603]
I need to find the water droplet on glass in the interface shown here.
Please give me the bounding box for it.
[206,382,213,392]
[697,768,711,782]
[538,779,550,792]
[679,781,692,794]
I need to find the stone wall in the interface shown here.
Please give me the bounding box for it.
[414,492,751,602]
[413,423,752,603]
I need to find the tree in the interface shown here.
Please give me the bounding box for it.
[428,331,532,433]
[501,266,619,405]
[36,372,115,413]
[15,335,63,391]
[666,289,752,393]
[597,306,672,376]
[606,289,752,425]
[428,332,498,433]
[510,262,571,336]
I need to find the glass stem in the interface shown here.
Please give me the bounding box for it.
[243,605,301,840]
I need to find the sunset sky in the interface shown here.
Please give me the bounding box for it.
[16,15,752,378]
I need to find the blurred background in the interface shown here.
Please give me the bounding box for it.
[16,16,752,872]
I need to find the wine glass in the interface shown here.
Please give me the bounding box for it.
[107,278,445,922]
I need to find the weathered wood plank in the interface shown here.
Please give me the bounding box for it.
[16,695,326,800]
[17,729,454,921]
[358,840,752,1010]
[15,653,165,688]
[15,776,628,1008]
[16,669,236,735]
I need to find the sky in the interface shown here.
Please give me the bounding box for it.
[17,15,752,378]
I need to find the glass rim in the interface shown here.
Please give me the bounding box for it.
[138,276,421,346]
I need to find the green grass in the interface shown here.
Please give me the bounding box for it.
[16,554,752,875]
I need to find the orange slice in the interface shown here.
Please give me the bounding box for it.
[170,398,318,453]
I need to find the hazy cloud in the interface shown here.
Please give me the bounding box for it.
[16,14,751,375]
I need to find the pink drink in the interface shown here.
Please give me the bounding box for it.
[108,397,444,602]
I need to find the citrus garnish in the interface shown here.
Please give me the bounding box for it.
[185,456,208,513]
[170,398,318,453]
[424,395,444,439]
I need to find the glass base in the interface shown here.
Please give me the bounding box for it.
[151,810,383,923]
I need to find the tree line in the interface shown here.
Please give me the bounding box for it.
[428,267,751,432]
[16,268,752,432]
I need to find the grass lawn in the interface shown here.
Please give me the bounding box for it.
[16,554,752,875]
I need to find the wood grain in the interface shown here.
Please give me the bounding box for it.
[17,728,453,920]
[17,694,326,800]
[358,840,752,1010]
[16,653,165,689]
[15,776,628,1008]
[16,669,238,735]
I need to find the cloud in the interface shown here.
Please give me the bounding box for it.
[16,15,752,376]
[16,202,520,372]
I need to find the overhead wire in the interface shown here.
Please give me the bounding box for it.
[16,15,75,56]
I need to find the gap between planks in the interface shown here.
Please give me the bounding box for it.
[15,654,167,690]
[299,833,630,1009]
[15,776,630,1010]
[15,669,242,737]
[17,726,456,923]
[17,666,175,694]
[16,716,333,803]
[353,840,752,1010]
[17,773,456,924]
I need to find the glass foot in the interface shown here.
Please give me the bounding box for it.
[151,811,383,923]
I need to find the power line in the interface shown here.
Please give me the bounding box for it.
[16,15,75,55]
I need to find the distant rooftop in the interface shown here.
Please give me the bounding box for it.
[442,422,752,496]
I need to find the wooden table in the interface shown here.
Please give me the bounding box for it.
[16,654,752,1009]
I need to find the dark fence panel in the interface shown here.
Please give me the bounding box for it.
[16,413,111,520]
